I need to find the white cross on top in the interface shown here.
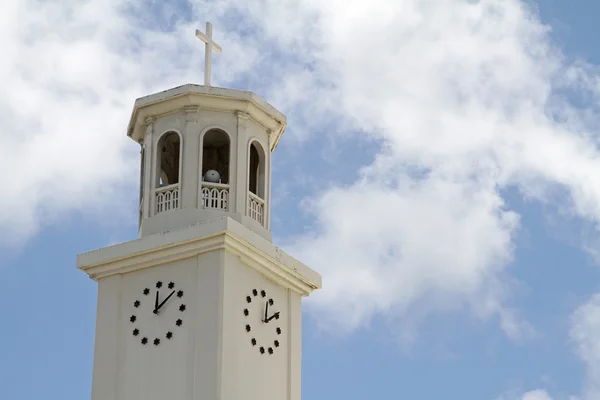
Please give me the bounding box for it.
[195,22,222,86]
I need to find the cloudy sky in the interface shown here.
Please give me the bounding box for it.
[2,0,600,399]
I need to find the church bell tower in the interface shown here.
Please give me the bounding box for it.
[77,23,321,400]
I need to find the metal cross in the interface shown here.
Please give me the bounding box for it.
[195,22,222,86]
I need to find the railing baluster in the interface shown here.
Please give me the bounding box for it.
[247,192,265,226]
[201,182,229,211]
[155,184,180,214]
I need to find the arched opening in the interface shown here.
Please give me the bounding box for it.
[247,140,266,226]
[200,129,230,211]
[154,131,181,214]
[201,129,230,184]
[249,141,265,199]
[156,131,181,187]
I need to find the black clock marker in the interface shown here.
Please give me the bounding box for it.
[260,290,266,297]
[274,340,279,347]
[252,289,258,296]
[143,288,150,295]
[134,300,140,308]
[153,338,160,346]
[141,337,148,345]
[133,329,139,336]
[176,319,183,327]
[177,290,184,298]
[130,315,137,323]
[168,282,175,289]
[268,347,273,355]
[166,332,173,339]
[156,281,163,288]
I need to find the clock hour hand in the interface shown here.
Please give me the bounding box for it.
[156,290,176,313]
[265,311,280,323]
[154,291,159,313]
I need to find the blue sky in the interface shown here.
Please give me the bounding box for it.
[3,0,600,399]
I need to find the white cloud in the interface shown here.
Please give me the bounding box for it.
[521,390,554,400]
[501,293,600,400]
[496,388,560,400]
[287,171,522,334]
[0,0,140,246]
[263,0,600,340]
[0,0,259,247]
[570,294,600,400]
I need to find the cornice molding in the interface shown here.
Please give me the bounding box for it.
[77,220,320,296]
[126,85,287,151]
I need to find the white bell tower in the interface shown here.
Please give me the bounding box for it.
[77,23,321,400]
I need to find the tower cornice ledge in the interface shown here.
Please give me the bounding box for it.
[77,217,321,296]
[127,84,288,152]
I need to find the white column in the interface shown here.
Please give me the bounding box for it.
[235,111,250,215]
[142,117,155,220]
[182,106,200,209]
[265,129,272,230]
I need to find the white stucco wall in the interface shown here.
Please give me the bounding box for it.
[79,217,320,400]
[90,250,302,400]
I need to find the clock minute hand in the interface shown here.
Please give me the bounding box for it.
[154,291,159,313]
[156,290,176,312]
[264,301,269,323]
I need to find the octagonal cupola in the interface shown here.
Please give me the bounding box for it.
[127,84,287,242]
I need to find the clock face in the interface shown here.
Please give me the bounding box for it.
[243,288,282,355]
[129,280,186,346]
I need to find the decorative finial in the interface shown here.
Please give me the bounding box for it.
[195,22,222,86]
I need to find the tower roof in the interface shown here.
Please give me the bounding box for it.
[127,84,287,152]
